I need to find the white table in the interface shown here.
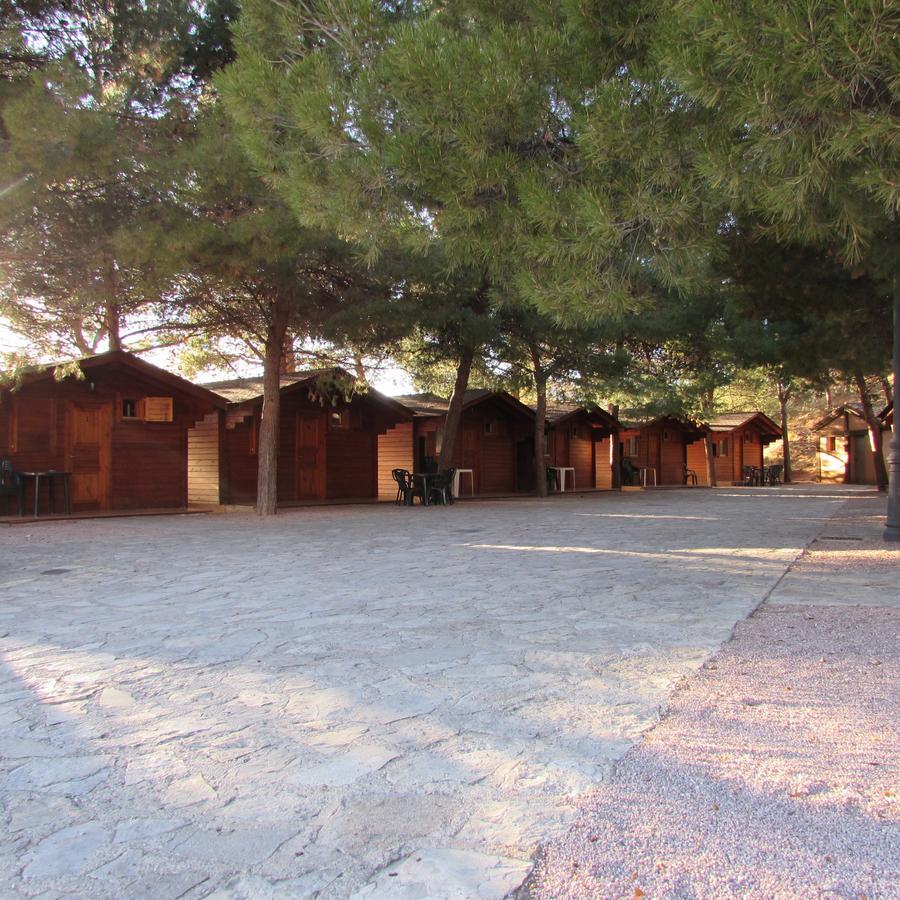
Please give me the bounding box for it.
[453,469,474,497]
[549,466,575,492]
[639,466,657,487]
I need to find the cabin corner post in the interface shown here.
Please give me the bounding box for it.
[885,282,900,541]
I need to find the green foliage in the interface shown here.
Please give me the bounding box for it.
[660,0,899,263]
[0,0,197,357]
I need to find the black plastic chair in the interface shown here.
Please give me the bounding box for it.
[391,468,415,506]
[428,469,455,506]
[767,464,783,486]
[546,467,559,492]
[0,460,24,516]
[683,466,699,485]
[621,458,640,486]
[742,466,758,486]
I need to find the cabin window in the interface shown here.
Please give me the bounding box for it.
[627,436,639,456]
[662,429,670,441]
[144,397,174,423]
[744,431,754,444]
[484,421,494,435]
[570,424,579,438]
[122,398,138,419]
[825,436,836,453]
[719,438,729,457]
[329,410,347,429]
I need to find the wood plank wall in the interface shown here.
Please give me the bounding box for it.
[326,428,376,499]
[187,412,221,505]
[568,428,594,489]
[111,425,185,509]
[377,421,413,499]
[686,440,709,485]
[659,429,686,485]
[594,436,614,489]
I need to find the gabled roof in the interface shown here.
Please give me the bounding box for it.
[201,369,337,405]
[5,350,227,409]
[620,414,708,437]
[707,411,781,437]
[202,367,412,419]
[812,403,868,432]
[538,403,621,430]
[396,389,534,421]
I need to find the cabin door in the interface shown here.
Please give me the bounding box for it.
[296,413,325,499]
[851,434,875,484]
[65,401,112,510]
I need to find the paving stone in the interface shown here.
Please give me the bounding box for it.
[4,756,110,794]
[113,817,187,844]
[22,821,110,878]
[287,744,399,788]
[169,825,298,866]
[0,485,862,897]
[350,847,532,899]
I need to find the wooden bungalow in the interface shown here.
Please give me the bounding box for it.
[687,412,782,485]
[0,350,226,514]
[812,403,892,484]
[542,404,622,490]
[619,416,708,486]
[384,390,536,495]
[192,369,412,505]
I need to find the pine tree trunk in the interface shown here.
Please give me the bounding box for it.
[699,391,717,487]
[104,261,121,352]
[438,345,474,471]
[256,304,289,516]
[281,333,297,373]
[353,354,367,384]
[777,379,792,483]
[854,369,888,491]
[885,282,899,539]
[704,435,718,487]
[531,343,548,498]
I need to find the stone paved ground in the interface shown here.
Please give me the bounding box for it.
[0,485,862,898]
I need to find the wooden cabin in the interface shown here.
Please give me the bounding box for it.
[0,350,226,514]
[192,369,412,505]
[619,416,707,486]
[542,404,622,490]
[384,390,535,495]
[812,403,891,484]
[687,412,782,485]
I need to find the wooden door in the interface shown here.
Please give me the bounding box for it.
[66,402,112,510]
[296,413,325,499]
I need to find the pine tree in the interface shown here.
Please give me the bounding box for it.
[217,1,704,472]
[0,0,194,358]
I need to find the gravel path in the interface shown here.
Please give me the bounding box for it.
[525,492,899,899]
